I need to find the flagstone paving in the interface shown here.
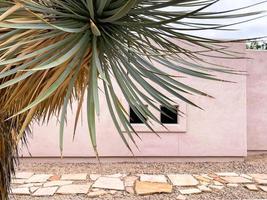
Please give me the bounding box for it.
[56,184,91,194]
[92,176,124,190]
[135,181,172,195]
[25,174,52,183]
[32,186,58,196]
[9,171,267,198]
[60,173,87,181]
[167,174,199,186]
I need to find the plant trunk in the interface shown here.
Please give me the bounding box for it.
[0,120,19,200]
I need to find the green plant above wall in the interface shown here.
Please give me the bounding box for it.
[0,0,266,199]
[247,40,267,50]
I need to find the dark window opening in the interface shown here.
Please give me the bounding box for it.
[160,105,178,124]
[129,107,146,124]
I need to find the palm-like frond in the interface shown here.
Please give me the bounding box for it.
[0,0,266,198]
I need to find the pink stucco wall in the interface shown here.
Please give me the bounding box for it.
[20,43,251,158]
[247,50,267,151]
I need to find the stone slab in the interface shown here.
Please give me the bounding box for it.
[167,174,199,186]
[259,186,267,192]
[105,173,126,178]
[90,174,101,181]
[17,183,35,188]
[241,174,253,180]
[32,187,58,196]
[11,187,30,195]
[221,176,252,184]
[135,181,172,195]
[193,175,212,183]
[249,174,267,180]
[245,184,258,191]
[177,194,187,200]
[179,188,201,195]
[11,179,27,184]
[125,187,135,194]
[61,173,87,181]
[209,185,224,190]
[200,174,213,180]
[14,172,34,179]
[213,181,224,186]
[227,183,239,187]
[198,185,212,192]
[26,174,52,183]
[92,177,124,191]
[57,184,91,194]
[215,172,239,177]
[124,176,139,187]
[88,190,107,197]
[44,181,73,187]
[30,187,39,193]
[255,179,267,185]
[140,174,167,183]
[18,183,43,188]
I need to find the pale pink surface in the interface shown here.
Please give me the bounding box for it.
[20,43,264,158]
[247,50,267,151]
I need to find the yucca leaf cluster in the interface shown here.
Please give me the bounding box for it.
[0,1,265,199]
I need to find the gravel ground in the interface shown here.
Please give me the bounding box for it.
[11,154,267,200]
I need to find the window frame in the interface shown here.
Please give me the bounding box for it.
[121,98,187,133]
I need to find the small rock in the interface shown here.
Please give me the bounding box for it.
[124,176,139,187]
[140,174,167,183]
[14,172,34,179]
[48,175,61,181]
[57,184,91,194]
[215,172,238,177]
[88,190,107,197]
[92,177,124,191]
[167,174,198,186]
[125,187,135,194]
[135,181,172,195]
[244,184,258,191]
[177,194,187,200]
[90,174,101,181]
[11,187,30,195]
[259,186,267,192]
[198,185,212,192]
[179,188,201,195]
[61,173,87,181]
[26,174,52,183]
[32,187,58,196]
[220,176,252,184]
[44,181,73,187]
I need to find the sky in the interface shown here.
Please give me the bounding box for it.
[179,0,267,39]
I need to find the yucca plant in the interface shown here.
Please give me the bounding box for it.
[0,0,266,199]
